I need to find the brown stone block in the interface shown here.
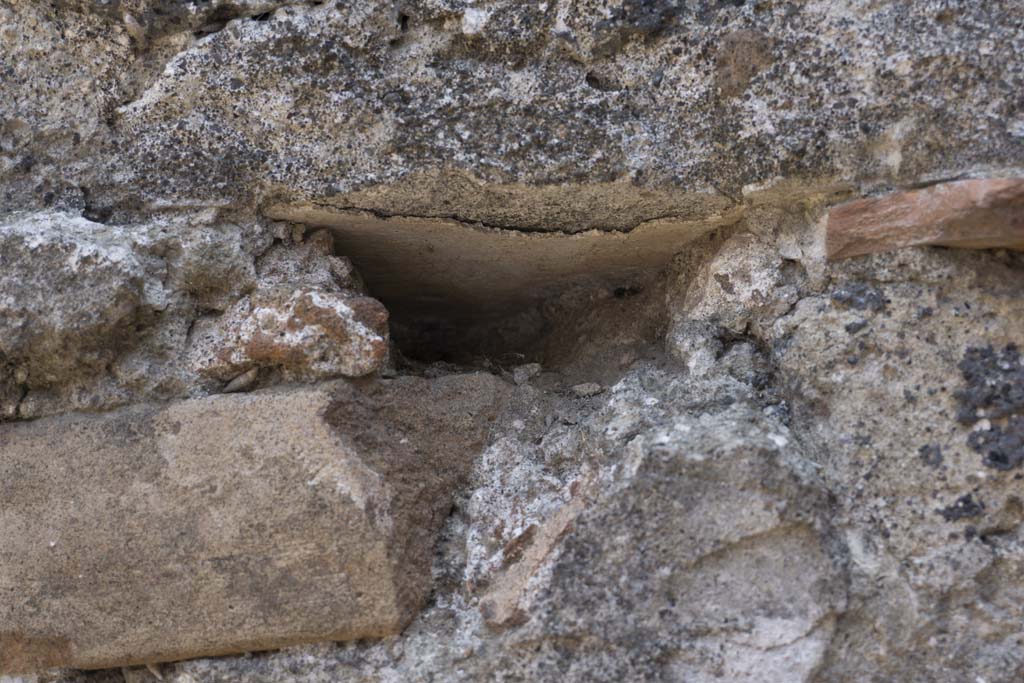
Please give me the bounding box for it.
[826,178,1024,260]
[188,287,390,381]
[0,374,508,673]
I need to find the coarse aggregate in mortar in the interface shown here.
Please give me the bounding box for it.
[6,211,1022,683]
[2,1,1023,227]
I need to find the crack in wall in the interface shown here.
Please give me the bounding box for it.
[303,200,744,236]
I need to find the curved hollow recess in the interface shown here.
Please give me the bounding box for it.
[266,204,743,360]
[267,204,740,306]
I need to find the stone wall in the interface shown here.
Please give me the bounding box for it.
[1,2,1022,682]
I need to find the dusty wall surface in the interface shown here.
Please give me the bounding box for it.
[1,1,1023,682]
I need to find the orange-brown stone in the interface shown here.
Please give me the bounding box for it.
[0,374,509,673]
[827,178,1024,260]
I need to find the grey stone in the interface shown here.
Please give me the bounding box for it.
[511,363,542,385]
[762,247,1024,683]
[0,212,145,385]
[4,1,1022,227]
[525,409,844,683]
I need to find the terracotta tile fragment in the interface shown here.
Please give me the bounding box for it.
[826,178,1024,260]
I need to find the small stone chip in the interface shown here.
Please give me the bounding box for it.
[512,363,542,385]
[222,367,258,393]
[572,382,604,398]
[938,493,986,521]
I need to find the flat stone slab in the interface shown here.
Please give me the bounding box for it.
[0,375,508,673]
[827,178,1024,259]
